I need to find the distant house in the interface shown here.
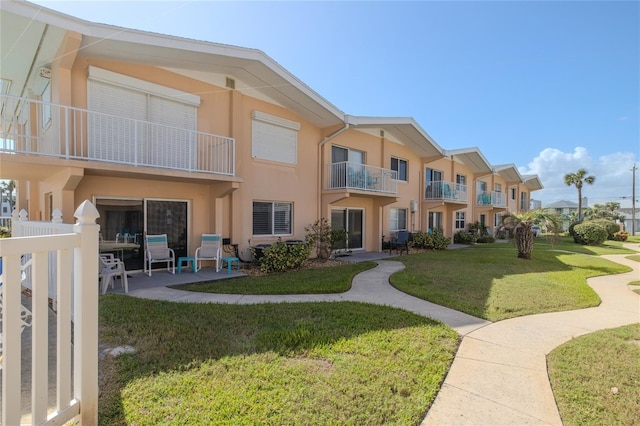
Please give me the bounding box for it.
[545,198,588,230]
[619,208,640,236]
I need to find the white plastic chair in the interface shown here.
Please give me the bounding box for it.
[144,234,175,276]
[195,234,222,272]
[99,254,128,294]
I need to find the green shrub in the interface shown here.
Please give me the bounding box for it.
[411,231,432,249]
[258,239,312,273]
[568,221,582,237]
[476,235,495,244]
[0,226,10,238]
[454,230,476,244]
[587,219,618,239]
[411,229,450,250]
[431,228,452,250]
[573,222,608,246]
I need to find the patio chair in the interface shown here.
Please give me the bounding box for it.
[99,254,128,294]
[144,234,175,276]
[195,234,222,272]
[390,230,410,255]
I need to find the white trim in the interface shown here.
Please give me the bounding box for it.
[88,66,200,106]
[252,110,301,131]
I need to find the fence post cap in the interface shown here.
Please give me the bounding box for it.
[74,200,99,225]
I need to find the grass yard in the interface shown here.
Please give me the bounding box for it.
[547,323,640,425]
[626,254,640,263]
[99,296,459,425]
[173,261,375,294]
[390,241,632,321]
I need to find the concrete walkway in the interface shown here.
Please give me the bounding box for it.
[423,250,640,425]
[126,247,640,424]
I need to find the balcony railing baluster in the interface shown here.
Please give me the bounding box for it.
[0,95,235,176]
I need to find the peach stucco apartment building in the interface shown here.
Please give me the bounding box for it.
[0,1,542,271]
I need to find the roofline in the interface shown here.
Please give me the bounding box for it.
[2,0,346,123]
[443,147,493,170]
[345,115,444,152]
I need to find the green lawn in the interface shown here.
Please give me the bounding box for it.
[173,262,375,294]
[99,237,638,423]
[390,242,632,321]
[99,297,459,425]
[547,324,640,425]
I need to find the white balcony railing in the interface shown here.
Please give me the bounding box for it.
[0,95,235,176]
[326,162,397,194]
[477,191,507,207]
[425,181,467,203]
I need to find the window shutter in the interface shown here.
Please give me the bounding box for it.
[251,111,299,164]
[88,80,147,162]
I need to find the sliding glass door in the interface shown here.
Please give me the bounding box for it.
[145,200,189,260]
[331,208,364,250]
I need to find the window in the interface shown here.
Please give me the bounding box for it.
[253,201,292,235]
[456,174,466,186]
[510,187,516,200]
[494,214,503,227]
[41,82,51,129]
[520,192,528,210]
[252,111,300,164]
[390,208,407,231]
[455,211,465,229]
[391,157,407,181]
[494,183,502,193]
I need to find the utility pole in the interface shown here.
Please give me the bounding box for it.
[633,164,637,235]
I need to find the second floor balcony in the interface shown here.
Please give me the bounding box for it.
[477,191,507,208]
[326,161,397,194]
[0,95,235,176]
[425,181,467,203]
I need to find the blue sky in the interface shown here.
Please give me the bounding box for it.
[32,0,640,208]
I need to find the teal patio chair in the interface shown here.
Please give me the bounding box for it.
[195,234,222,272]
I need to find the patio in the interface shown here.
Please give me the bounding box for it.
[104,251,398,294]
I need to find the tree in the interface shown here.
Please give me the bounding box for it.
[1,179,15,213]
[563,169,595,220]
[502,209,561,259]
[584,202,622,221]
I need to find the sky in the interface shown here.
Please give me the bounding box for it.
[30,0,640,208]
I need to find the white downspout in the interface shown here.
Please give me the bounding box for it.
[316,117,351,220]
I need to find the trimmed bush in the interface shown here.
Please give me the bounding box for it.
[568,221,582,237]
[476,235,496,244]
[410,229,451,250]
[257,238,312,273]
[587,219,618,240]
[573,221,608,246]
[454,230,476,244]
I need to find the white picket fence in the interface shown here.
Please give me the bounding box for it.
[0,200,99,425]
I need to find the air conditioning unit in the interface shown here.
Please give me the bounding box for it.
[410,200,418,212]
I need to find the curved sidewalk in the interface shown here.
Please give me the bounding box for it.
[128,260,491,336]
[422,252,640,425]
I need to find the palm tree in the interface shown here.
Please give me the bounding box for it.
[502,209,560,259]
[563,169,595,220]
[0,179,15,213]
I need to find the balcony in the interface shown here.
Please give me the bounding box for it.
[0,95,235,176]
[425,181,467,203]
[477,191,507,208]
[326,162,397,194]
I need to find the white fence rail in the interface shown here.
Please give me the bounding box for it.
[0,200,99,425]
[0,94,235,176]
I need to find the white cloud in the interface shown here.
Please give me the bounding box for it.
[519,147,637,208]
